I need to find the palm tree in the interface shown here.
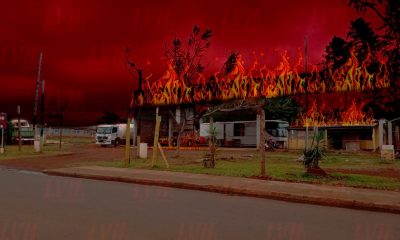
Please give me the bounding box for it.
[303,129,327,176]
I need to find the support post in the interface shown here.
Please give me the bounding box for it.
[256,113,260,150]
[136,107,142,150]
[40,80,45,152]
[304,36,309,151]
[152,107,161,167]
[158,142,169,168]
[0,126,4,154]
[395,126,400,149]
[168,114,173,147]
[33,51,43,140]
[259,107,266,177]
[209,116,214,147]
[372,126,376,151]
[17,105,21,151]
[59,106,64,149]
[305,122,309,151]
[133,117,138,147]
[388,121,393,145]
[378,119,385,150]
[125,107,131,167]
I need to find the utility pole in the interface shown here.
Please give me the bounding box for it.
[259,106,266,177]
[17,105,21,151]
[152,107,161,167]
[125,107,131,167]
[126,48,144,148]
[0,113,6,154]
[0,126,4,154]
[304,36,309,151]
[59,106,64,149]
[40,80,45,152]
[33,51,43,140]
[135,70,143,147]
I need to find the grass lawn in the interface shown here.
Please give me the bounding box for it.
[97,149,400,191]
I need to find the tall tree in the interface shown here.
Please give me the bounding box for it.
[347,17,382,60]
[348,0,399,47]
[323,36,350,70]
[163,25,213,157]
[165,25,212,85]
[347,0,400,119]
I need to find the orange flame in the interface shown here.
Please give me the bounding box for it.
[134,48,389,106]
[294,99,374,127]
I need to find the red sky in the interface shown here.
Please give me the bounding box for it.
[0,0,378,126]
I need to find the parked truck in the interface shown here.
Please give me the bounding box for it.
[11,119,35,144]
[95,123,135,147]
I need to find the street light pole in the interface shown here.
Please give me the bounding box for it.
[33,51,43,139]
[40,80,45,152]
[125,107,131,167]
[17,105,21,151]
[0,126,4,154]
[59,106,64,149]
[304,36,309,151]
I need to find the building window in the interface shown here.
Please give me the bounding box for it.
[234,123,245,136]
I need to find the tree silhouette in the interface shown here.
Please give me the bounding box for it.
[348,0,399,47]
[320,0,399,119]
[163,25,213,157]
[323,36,350,70]
[165,25,212,85]
[347,17,382,61]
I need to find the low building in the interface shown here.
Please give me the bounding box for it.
[287,119,391,151]
[134,106,197,146]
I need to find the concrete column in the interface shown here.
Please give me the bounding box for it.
[372,126,376,151]
[285,129,289,149]
[175,107,181,124]
[133,118,138,146]
[378,119,386,150]
[168,115,173,147]
[388,121,393,145]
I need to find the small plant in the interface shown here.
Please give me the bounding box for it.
[203,126,218,168]
[303,128,327,176]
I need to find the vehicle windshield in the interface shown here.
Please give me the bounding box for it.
[97,127,112,134]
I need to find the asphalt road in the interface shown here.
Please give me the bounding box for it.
[0,168,399,240]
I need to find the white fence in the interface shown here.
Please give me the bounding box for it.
[45,127,95,137]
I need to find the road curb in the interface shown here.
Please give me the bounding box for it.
[43,169,400,214]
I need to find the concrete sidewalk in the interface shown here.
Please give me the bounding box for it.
[44,166,400,214]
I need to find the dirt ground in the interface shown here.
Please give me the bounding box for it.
[1,143,400,181]
[0,144,124,171]
[0,143,245,171]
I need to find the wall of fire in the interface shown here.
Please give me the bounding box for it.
[287,125,380,151]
